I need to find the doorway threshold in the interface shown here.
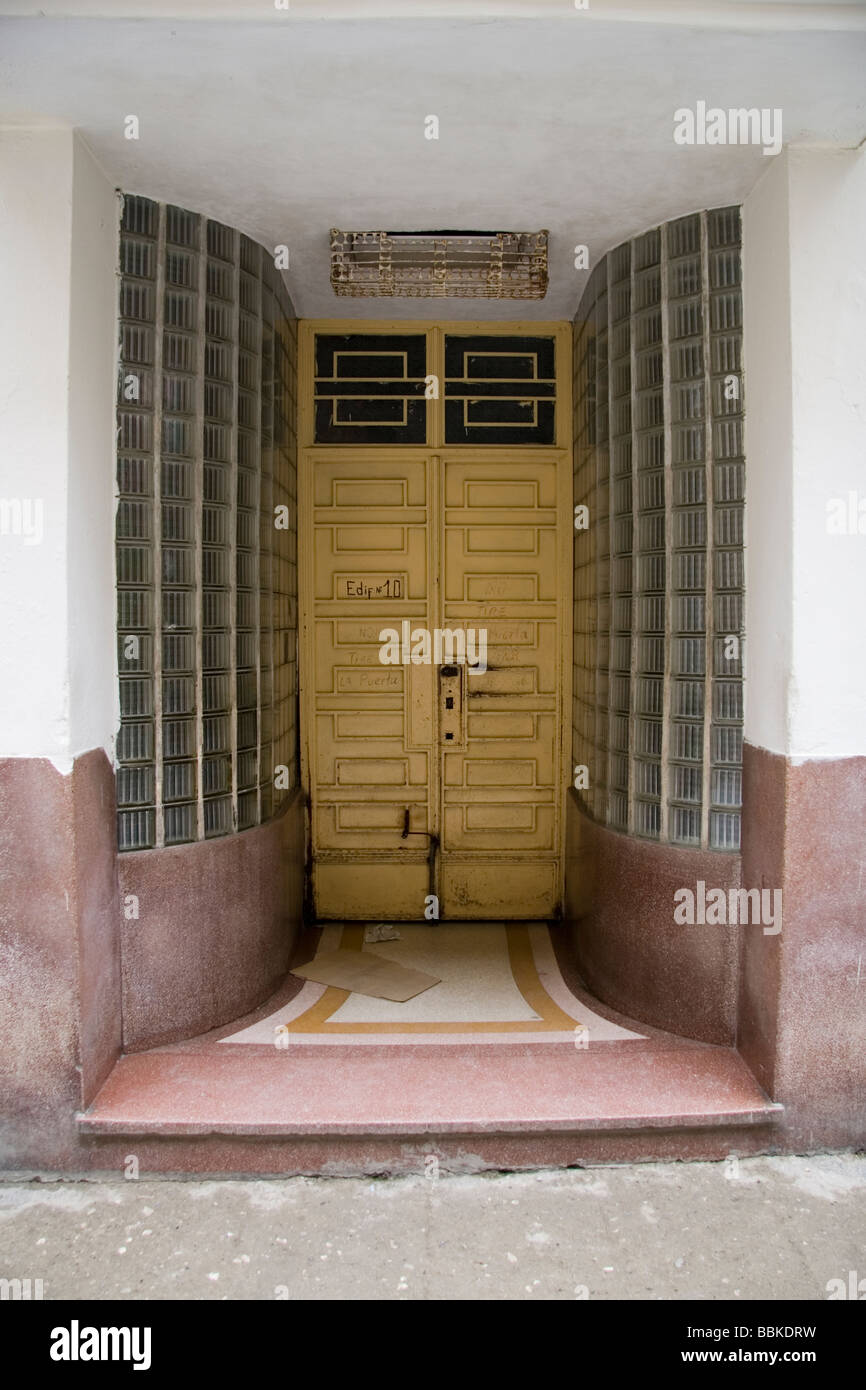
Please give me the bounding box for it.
[78,923,782,1175]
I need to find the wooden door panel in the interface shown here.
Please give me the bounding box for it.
[308,453,434,904]
[438,455,564,916]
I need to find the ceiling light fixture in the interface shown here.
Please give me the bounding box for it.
[330,228,549,299]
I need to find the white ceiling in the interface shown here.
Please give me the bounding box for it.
[1,9,864,318]
[2,2,866,23]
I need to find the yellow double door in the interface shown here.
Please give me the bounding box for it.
[300,447,571,920]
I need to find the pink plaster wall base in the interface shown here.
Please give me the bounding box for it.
[0,756,305,1170]
[119,788,305,1051]
[0,750,119,1168]
[740,744,866,1149]
[564,791,741,1045]
[78,1126,782,1177]
[73,751,123,1106]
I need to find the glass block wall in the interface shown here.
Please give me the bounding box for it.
[573,207,744,851]
[115,195,298,851]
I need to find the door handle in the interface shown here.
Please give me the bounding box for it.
[439,663,463,743]
[440,661,499,672]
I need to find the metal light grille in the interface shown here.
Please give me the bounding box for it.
[572,207,744,852]
[330,229,549,299]
[115,195,298,852]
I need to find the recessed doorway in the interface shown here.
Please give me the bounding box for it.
[299,321,573,919]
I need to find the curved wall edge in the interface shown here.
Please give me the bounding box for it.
[564,789,741,1045]
[118,788,305,1051]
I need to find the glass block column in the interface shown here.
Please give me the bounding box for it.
[236,233,263,832]
[115,195,298,852]
[116,195,160,851]
[607,241,632,834]
[572,292,596,819]
[593,267,611,825]
[573,205,744,852]
[631,227,664,841]
[667,210,706,847]
[707,206,744,851]
[162,202,201,847]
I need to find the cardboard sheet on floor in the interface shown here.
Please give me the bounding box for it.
[291,949,440,1002]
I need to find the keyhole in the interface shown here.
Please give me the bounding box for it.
[445,697,454,709]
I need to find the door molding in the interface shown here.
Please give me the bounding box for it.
[298,319,573,919]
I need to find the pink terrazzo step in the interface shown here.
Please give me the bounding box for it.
[79,1043,782,1138]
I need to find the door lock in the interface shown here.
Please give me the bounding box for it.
[439,663,463,744]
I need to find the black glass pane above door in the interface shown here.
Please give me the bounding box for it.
[444,334,556,444]
[314,333,427,443]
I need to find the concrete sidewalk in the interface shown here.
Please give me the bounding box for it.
[1,1154,864,1301]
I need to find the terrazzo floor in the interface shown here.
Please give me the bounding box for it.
[221,922,645,1046]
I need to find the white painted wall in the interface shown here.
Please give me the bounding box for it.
[0,129,74,764]
[742,152,795,757]
[788,147,866,759]
[0,128,118,768]
[743,145,866,759]
[1,1,864,28]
